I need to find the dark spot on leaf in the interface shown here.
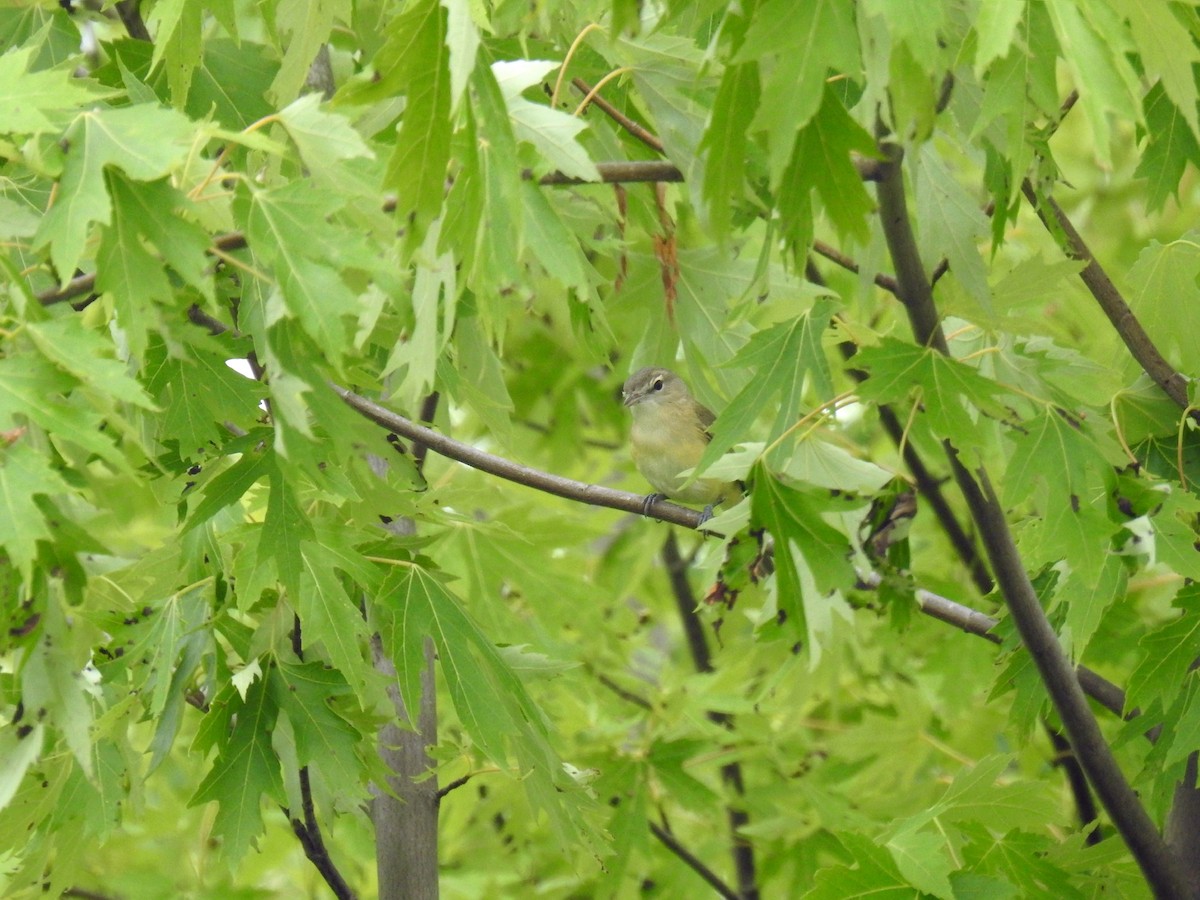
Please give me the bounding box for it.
[776,609,787,626]
[17,724,33,739]
[9,613,39,637]
[142,606,153,617]
[1070,494,1080,513]
[609,796,620,807]
[187,465,202,475]
[13,701,24,724]
[791,642,802,655]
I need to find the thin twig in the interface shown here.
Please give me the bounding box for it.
[531,160,683,185]
[115,0,150,40]
[282,618,358,899]
[812,240,901,296]
[1021,182,1192,413]
[663,533,758,899]
[594,671,654,710]
[649,821,739,900]
[435,773,474,802]
[1047,725,1102,845]
[857,570,1127,719]
[571,77,665,153]
[335,382,1134,720]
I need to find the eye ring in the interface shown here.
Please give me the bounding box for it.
[652,378,664,391]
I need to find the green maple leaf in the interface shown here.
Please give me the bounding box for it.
[374,563,606,859]
[190,675,283,866]
[853,337,1011,448]
[698,296,838,474]
[750,461,855,646]
[270,661,366,803]
[0,46,115,135]
[1135,81,1200,213]
[0,442,71,581]
[296,541,373,695]
[0,354,123,466]
[34,104,194,279]
[245,181,360,358]
[1128,585,1200,712]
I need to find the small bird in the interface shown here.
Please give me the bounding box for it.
[622,366,739,520]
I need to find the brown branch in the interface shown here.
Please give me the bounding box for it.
[857,570,1127,719]
[1021,182,1191,412]
[649,821,739,900]
[283,617,358,899]
[812,240,901,296]
[532,160,683,185]
[115,1,150,41]
[572,77,664,153]
[1047,725,1102,845]
[337,380,1136,723]
[593,670,654,710]
[333,386,708,529]
[286,769,358,900]
[663,533,758,900]
[435,773,474,802]
[874,144,1193,900]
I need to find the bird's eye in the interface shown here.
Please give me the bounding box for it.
[652,378,664,391]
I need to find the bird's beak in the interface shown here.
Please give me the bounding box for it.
[622,391,637,407]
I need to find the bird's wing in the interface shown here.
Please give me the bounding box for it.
[695,401,717,441]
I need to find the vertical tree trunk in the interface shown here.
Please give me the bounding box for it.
[1166,755,1200,896]
[372,637,439,900]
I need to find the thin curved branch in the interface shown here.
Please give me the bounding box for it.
[572,77,664,153]
[1021,182,1191,412]
[285,618,358,900]
[333,386,708,529]
[115,1,151,41]
[649,821,739,900]
[874,144,1193,900]
[812,240,901,296]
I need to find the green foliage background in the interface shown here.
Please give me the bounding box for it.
[2,0,1200,897]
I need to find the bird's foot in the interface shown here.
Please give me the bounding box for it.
[641,493,666,517]
[697,504,715,525]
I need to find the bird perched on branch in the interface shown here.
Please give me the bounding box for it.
[622,366,739,521]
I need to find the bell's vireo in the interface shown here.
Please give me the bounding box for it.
[622,366,738,518]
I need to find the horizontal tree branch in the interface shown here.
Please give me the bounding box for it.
[334,385,706,528]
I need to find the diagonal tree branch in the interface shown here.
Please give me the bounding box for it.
[1021,182,1192,414]
[874,142,1193,900]
[649,821,739,900]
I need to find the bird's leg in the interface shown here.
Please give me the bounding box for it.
[641,493,665,517]
[697,503,715,525]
